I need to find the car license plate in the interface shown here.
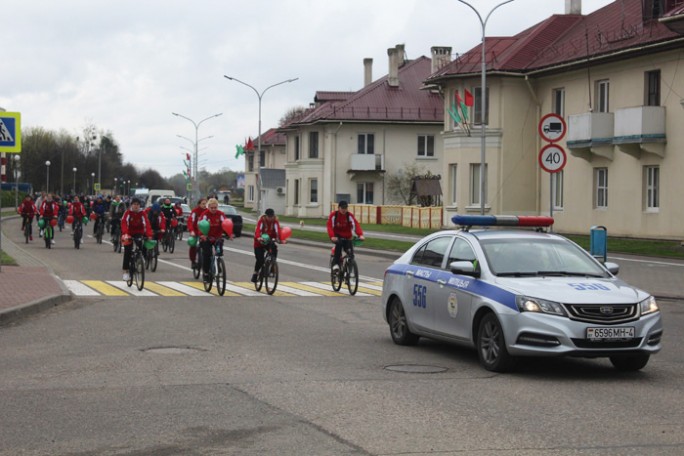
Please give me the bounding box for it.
[586,327,635,340]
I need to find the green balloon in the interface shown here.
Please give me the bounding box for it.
[38,218,46,228]
[82,216,88,224]
[187,236,197,247]
[260,233,270,243]
[143,239,157,250]
[198,219,210,236]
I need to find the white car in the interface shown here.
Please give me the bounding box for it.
[382,215,663,372]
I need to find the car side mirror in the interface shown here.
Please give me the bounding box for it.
[449,261,480,278]
[604,261,619,275]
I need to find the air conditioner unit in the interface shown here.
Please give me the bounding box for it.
[276,186,286,195]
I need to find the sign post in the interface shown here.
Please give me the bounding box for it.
[0,111,21,273]
[538,113,567,228]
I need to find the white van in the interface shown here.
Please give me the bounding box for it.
[145,189,176,208]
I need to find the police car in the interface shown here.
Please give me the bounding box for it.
[381,215,663,372]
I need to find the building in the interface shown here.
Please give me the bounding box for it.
[426,0,684,238]
[243,128,287,213]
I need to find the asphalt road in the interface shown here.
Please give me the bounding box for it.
[1,220,683,455]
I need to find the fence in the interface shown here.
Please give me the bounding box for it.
[330,204,443,229]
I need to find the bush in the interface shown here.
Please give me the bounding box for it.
[0,190,27,209]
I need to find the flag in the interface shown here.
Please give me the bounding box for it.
[448,104,462,124]
[186,153,191,161]
[464,89,474,107]
[456,92,468,121]
[235,144,245,159]
[245,137,255,151]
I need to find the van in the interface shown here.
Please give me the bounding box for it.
[145,189,176,208]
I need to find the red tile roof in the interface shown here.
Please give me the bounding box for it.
[258,128,286,146]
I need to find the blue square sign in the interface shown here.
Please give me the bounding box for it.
[0,112,21,153]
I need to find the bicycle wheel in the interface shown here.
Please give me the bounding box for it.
[169,235,175,253]
[203,258,213,292]
[331,259,342,292]
[127,258,135,287]
[216,257,226,296]
[74,226,81,249]
[24,222,30,244]
[162,235,169,252]
[45,226,52,249]
[265,260,279,295]
[151,246,158,272]
[193,251,201,279]
[346,258,359,296]
[134,253,145,291]
[96,223,103,244]
[255,262,265,291]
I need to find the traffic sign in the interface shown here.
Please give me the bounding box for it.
[0,112,21,153]
[539,144,567,173]
[538,113,566,143]
[186,183,192,191]
[94,183,101,192]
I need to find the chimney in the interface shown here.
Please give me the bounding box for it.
[565,0,581,14]
[363,58,373,87]
[431,46,452,73]
[387,47,399,87]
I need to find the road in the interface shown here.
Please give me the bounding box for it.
[1,218,683,455]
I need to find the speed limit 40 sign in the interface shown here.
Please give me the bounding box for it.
[538,144,567,173]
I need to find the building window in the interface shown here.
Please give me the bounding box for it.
[247,185,254,202]
[552,88,565,117]
[645,166,659,210]
[247,154,254,172]
[594,168,608,209]
[448,164,457,206]
[469,164,487,206]
[417,135,435,157]
[259,150,265,168]
[357,182,374,204]
[309,131,319,159]
[596,80,610,113]
[645,70,661,106]
[357,133,375,155]
[294,136,300,161]
[473,87,489,125]
[552,170,564,210]
[309,178,318,203]
[294,179,300,206]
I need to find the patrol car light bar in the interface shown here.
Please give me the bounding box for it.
[451,215,554,228]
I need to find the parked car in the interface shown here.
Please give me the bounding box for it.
[218,204,243,237]
[381,214,663,373]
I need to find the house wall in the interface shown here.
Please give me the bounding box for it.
[243,143,287,211]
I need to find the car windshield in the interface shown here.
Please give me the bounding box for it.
[480,237,609,278]
[219,205,237,215]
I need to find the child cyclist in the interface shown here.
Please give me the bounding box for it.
[326,200,364,271]
[120,198,153,281]
[198,198,231,282]
[188,198,207,269]
[251,208,286,283]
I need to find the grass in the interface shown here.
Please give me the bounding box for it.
[564,234,684,260]
[1,250,17,266]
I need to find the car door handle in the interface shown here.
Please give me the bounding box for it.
[437,279,446,286]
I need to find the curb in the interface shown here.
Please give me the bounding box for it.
[0,292,71,327]
[284,237,401,260]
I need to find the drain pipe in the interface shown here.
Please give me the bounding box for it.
[332,122,343,210]
[524,75,543,216]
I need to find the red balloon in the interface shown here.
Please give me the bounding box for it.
[50,218,58,227]
[171,218,178,228]
[66,215,74,224]
[281,226,292,241]
[90,212,97,220]
[221,218,234,235]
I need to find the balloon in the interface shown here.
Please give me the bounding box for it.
[187,236,197,247]
[221,218,234,236]
[170,218,178,228]
[260,233,270,244]
[198,219,210,236]
[90,212,98,221]
[50,218,58,227]
[281,226,292,241]
[82,216,89,224]
[143,239,157,250]
[66,215,74,224]
[38,218,46,228]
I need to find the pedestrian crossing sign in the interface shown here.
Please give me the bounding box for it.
[0,112,21,153]
[186,183,192,191]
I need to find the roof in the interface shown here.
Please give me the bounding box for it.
[257,128,286,147]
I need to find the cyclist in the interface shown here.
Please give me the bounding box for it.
[327,200,364,272]
[251,208,285,283]
[188,198,207,269]
[145,203,167,246]
[161,198,176,234]
[109,195,126,241]
[19,195,38,241]
[198,198,229,283]
[39,194,60,244]
[120,198,152,282]
[91,196,107,236]
[57,198,69,231]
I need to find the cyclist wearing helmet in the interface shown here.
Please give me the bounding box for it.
[251,208,285,283]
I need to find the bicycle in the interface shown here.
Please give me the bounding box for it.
[192,245,203,279]
[94,215,105,244]
[176,217,185,241]
[255,238,279,295]
[126,235,146,291]
[162,226,176,253]
[73,219,83,249]
[330,237,360,295]
[41,218,55,249]
[146,231,160,272]
[22,215,33,243]
[111,219,122,253]
[57,211,66,232]
[202,238,226,296]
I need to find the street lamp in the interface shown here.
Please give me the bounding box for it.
[13,155,20,208]
[91,172,95,195]
[172,112,223,204]
[45,160,51,193]
[223,75,298,214]
[72,167,77,194]
[114,177,118,195]
[456,0,515,215]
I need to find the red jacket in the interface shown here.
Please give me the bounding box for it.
[199,209,226,239]
[144,208,167,232]
[39,201,60,218]
[327,210,363,239]
[70,202,86,219]
[121,209,153,237]
[254,215,282,248]
[19,201,37,217]
[190,206,205,235]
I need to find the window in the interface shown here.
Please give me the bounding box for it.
[357,182,374,204]
[449,164,457,205]
[247,185,254,202]
[294,136,300,161]
[294,179,300,206]
[473,87,489,124]
[247,154,254,172]
[259,150,265,168]
[645,166,659,211]
[309,131,319,159]
[552,170,564,210]
[594,168,608,209]
[645,70,661,106]
[417,135,435,157]
[411,236,453,268]
[469,164,487,206]
[552,88,565,117]
[309,178,318,203]
[447,238,476,265]
[596,80,610,113]
[357,133,375,155]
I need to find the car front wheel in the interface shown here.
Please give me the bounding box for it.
[477,313,516,372]
[388,298,419,346]
[609,354,650,371]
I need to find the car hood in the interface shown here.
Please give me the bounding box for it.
[493,276,648,304]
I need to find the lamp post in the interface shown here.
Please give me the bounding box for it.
[456,0,515,215]
[114,177,118,195]
[127,180,131,196]
[45,161,51,193]
[172,112,223,204]
[13,155,20,208]
[91,172,95,195]
[223,75,298,214]
[72,167,77,194]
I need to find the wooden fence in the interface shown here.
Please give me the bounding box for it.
[330,204,443,229]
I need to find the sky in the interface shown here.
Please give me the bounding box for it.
[2,0,614,178]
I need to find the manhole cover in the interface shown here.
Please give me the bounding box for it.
[141,346,205,354]
[384,364,448,374]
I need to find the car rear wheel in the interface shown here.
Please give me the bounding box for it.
[388,298,419,346]
[609,354,650,371]
[477,313,516,372]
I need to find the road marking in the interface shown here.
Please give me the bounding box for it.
[156,281,213,296]
[180,281,240,297]
[280,282,342,297]
[82,280,129,296]
[143,282,187,297]
[232,281,295,297]
[355,285,382,296]
[272,283,320,297]
[357,282,383,291]
[63,280,100,296]
[106,280,158,297]
[302,281,372,297]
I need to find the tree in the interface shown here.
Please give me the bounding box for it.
[386,163,426,205]
[279,106,309,127]
[138,169,167,189]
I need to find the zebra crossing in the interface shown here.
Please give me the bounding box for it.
[63,279,384,298]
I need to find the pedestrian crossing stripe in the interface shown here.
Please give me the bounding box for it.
[63,279,383,298]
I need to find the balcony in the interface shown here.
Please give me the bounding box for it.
[348,154,384,174]
[613,106,666,157]
[567,112,614,160]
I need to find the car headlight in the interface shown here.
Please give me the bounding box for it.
[639,296,659,316]
[516,296,567,317]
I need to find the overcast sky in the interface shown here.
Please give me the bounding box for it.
[2,0,613,178]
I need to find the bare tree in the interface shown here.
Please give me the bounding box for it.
[386,163,426,205]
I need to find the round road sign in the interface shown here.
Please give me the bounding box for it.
[539,144,567,173]
[538,113,567,143]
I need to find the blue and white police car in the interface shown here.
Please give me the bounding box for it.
[381,215,663,372]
